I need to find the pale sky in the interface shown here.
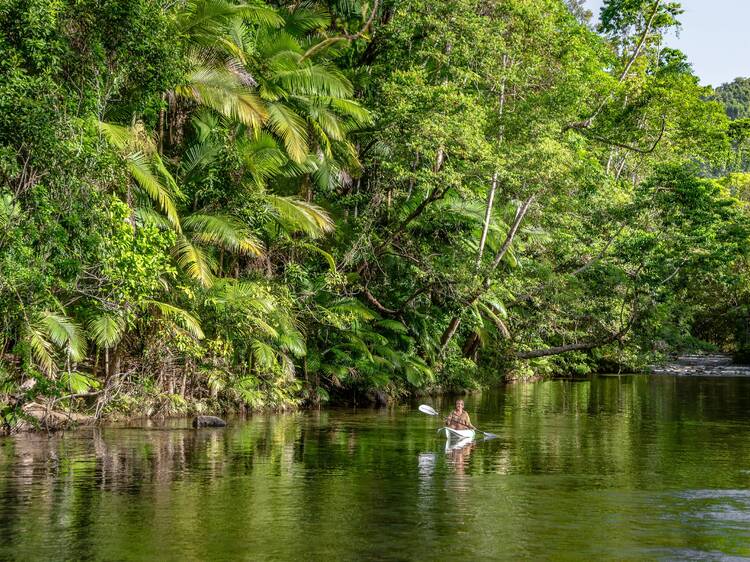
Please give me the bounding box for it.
[585,0,749,87]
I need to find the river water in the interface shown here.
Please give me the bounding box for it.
[2,375,750,560]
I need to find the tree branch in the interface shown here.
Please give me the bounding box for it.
[300,0,380,62]
[566,0,663,130]
[578,117,667,154]
[372,185,450,256]
[361,287,397,316]
[515,304,638,359]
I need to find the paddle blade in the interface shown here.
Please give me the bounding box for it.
[419,404,439,416]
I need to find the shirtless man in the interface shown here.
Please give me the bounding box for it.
[445,399,476,430]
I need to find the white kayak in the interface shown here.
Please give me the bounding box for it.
[445,437,473,451]
[438,427,476,440]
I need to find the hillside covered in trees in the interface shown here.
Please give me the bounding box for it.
[2,0,750,429]
[716,77,750,120]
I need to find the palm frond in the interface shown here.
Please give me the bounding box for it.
[265,194,334,237]
[60,371,100,394]
[25,311,86,373]
[329,98,373,125]
[177,0,282,37]
[40,313,86,362]
[173,236,217,287]
[328,298,377,321]
[97,121,132,150]
[180,139,221,183]
[237,133,288,187]
[274,63,353,98]
[297,241,336,270]
[135,207,173,229]
[127,152,181,230]
[278,330,306,357]
[144,300,205,340]
[177,66,267,128]
[265,102,308,162]
[404,356,433,387]
[282,5,331,34]
[184,213,264,256]
[375,319,409,334]
[88,313,126,349]
[27,325,55,374]
[208,280,276,314]
[251,339,278,370]
[236,4,284,27]
[250,317,279,339]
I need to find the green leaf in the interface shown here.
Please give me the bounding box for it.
[251,340,278,370]
[60,371,100,394]
[173,236,217,287]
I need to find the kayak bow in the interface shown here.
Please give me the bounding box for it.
[438,426,476,440]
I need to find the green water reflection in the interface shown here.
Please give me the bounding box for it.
[2,375,750,560]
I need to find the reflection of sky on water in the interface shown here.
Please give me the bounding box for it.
[671,489,750,528]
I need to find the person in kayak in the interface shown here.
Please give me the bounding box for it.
[445,399,476,431]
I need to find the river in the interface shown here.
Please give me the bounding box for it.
[2,375,750,560]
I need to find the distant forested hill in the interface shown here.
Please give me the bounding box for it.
[716,77,750,119]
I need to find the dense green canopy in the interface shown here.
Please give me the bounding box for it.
[2,0,749,430]
[716,77,750,120]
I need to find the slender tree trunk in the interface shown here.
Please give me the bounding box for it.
[476,172,498,266]
[440,194,535,351]
[158,93,166,153]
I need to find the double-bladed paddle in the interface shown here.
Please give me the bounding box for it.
[418,404,497,438]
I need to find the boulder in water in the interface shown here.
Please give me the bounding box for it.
[192,415,227,428]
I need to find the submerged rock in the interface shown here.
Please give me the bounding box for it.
[192,415,227,428]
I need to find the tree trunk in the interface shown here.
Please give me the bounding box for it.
[476,172,498,266]
[440,316,462,349]
[439,194,535,351]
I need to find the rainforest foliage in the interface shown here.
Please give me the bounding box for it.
[2,0,750,428]
[716,77,750,120]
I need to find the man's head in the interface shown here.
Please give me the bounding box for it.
[455,399,464,412]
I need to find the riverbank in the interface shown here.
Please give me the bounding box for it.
[3,352,741,435]
[651,354,750,377]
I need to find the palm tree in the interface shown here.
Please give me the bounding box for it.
[173,1,370,169]
[97,120,183,230]
[172,0,283,128]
